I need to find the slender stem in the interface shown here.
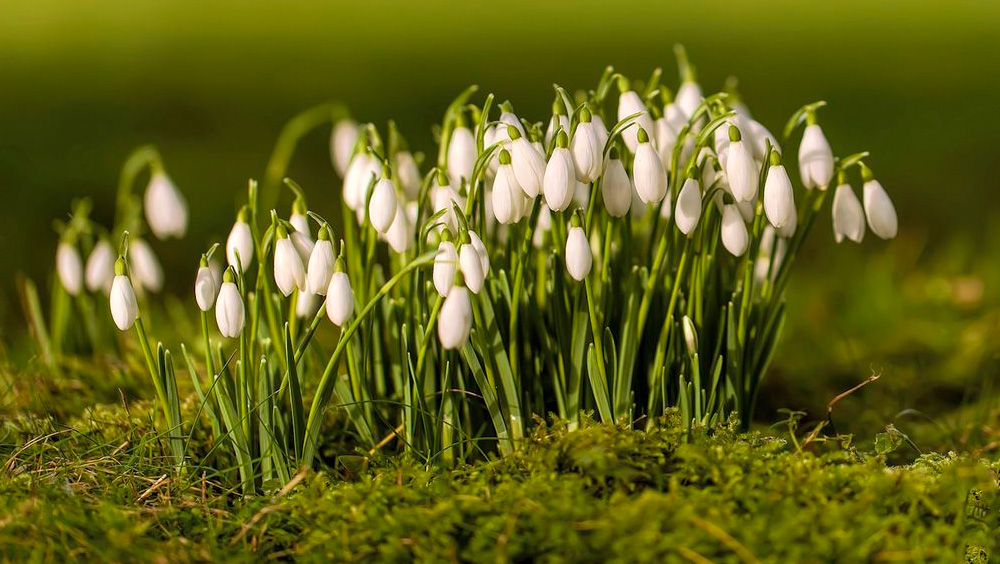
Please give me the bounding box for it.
[134,318,169,421]
[201,310,215,377]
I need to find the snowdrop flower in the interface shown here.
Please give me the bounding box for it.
[459,239,485,294]
[325,261,354,327]
[430,171,464,233]
[545,99,571,147]
[832,180,865,243]
[492,150,525,224]
[571,108,603,183]
[656,94,687,170]
[682,316,699,356]
[543,131,575,212]
[215,268,245,338]
[447,121,477,186]
[290,229,315,264]
[56,241,83,296]
[330,119,359,177]
[433,236,459,297]
[617,77,656,153]
[144,171,187,239]
[296,291,321,319]
[676,79,703,120]
[368,169,398,234]
[565,219,592,281]
[129,238,162,293]
[468,230,490,276]
[226,210,254,272]
[861,165,897,239]
[725,126,759,202]
[85,239,115,293]
[110,257,139,331]
[385,201,415,253]
[675,175,702,235]
[194,258,218,312]
[798,119,834,190]
[775,201,797,238]
[498,102,525,138]
[273,225,306,297]
[507,125,545,198]
[720,205,749,256]
[289,199,310,237]
[306,226,336,295]
[343,148,381,212]
[749,120,781,162]
[762,151,796,229]
[591,113,610,155]
[438,279,472,350]
[394,150,421,201]
[602,147,632,217]
[633,127,668,204]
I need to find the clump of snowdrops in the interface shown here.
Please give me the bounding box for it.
[36,47,897,495]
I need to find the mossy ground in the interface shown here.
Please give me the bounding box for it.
[3,364,999,563]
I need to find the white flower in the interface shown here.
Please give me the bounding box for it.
[565,225,592,281]
[545,110,570,147]
[763,155,796,229]
[430,174,464,233]
[776,201,797,238]
[226,217,254,272]
[591,113,610,153]
[56,242,83,296]
[675,177,702,235]
[656,103,687,170]
[296,291,321,319]
[385,202,415,253]
[749,120,781,161]
[676,80,703,119]
[508,126,546,198]
[601,149,632,217]
[447,125,477,186]
[129,238,163,293]
[273,229,306,297]
[343,150,382,212]
[725,126,759,202]
[543,133,575,212]
[571,109,603,183]
[459,243,485,294]
[85,240,115,293]
[306,232,336,295]
[468,231,490,276]
[720,205,749,256]
[863,176,898,240]
[215,276,244,338]
[325,271,354,327]
[633,127,668,204]
[110,267,139,331]
[798,123,834,190]
[194,264,217,312]
[433,240,459,297]
[290,211,310,238]
[394,151,421,201]
[368,175,398,234]
[617,87,655,153]
[330,119,359,177]
[492,150,524,224]
[832,183,866,243]
[290,230,314,265]
[438,285,472,350]
[144,171,187,239]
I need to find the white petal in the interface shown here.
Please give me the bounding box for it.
[438,287,472,350]
[633,143,667,204]
[325,272,355,326]
[721,205,749,256]
[763,165,796,229]
[56,242,83,296]
[863,180,898,239]
[110,275,138,331]
[433,241,458,297]
[675,178,702,235]
[601,158,632,217]
[832,183,866,243]
[565,226,592,281]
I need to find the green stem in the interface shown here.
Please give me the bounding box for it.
[134,318,169,421]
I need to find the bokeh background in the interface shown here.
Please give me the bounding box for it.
[3,0,999,440]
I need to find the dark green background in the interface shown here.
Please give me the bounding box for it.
[2,2,999,418]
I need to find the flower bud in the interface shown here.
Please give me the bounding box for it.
[330,119,359,177]
[431,173,464,233]
[325,270,354,327]
[385,201,415,253]
[296,290,321,319]
[215,270,245,338]
[468,230,490,276]
[433,239,459,297]
[682,316,699,356]
[571,109,602,183]
[762,152,796,229]
[394,151,421,201]
[674,177,702,235]
[863,176,897,240]
[617,88,656,153]
[565,225,592,281]
[56,242,83,296]
[226,216,255,272]
[721,204,749,256]
[633,127,668,204]
[289,199,310,237]
[798,123,834,190]
[492,151,524,224]
[543,134,575,212]
[194,264,217,312]
[459,243,485,294]
[508,126,546,198]
[274,227,306,297]
[368,175,398,234]
[343,150,381,211]
[85,240,115,294]
[656,103,687,169]
[129,238,163,293]
[306,230,336,295]
[110,266,139,331]
[725,126,759,203]
[602,149,632,217]
[144,171,188,240]
[832,183,866,243]
[447,125,477,186]
[438,285,472,350]
[676,80,703,119]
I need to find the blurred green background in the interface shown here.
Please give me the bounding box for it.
[2,0,999,435]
